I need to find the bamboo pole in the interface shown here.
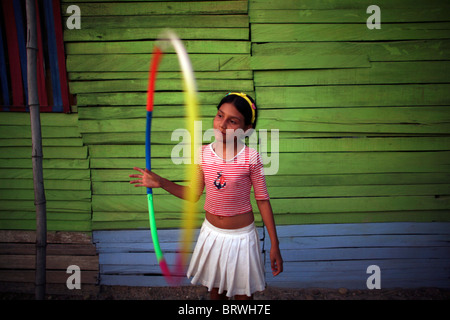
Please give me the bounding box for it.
[26,0,47,300]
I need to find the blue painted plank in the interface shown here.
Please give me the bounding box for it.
[93,223,450,289]
[272,222,450,237]
[275,234,450,249]
[0,19,10,107]
[100,274,190,287]
[276,247,450,261]
[43,0,62,112]
[93,228,262,243]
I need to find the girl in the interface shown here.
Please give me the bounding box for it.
[129,92,283,300]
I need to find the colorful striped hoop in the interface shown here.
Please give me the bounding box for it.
[145,30,200,284]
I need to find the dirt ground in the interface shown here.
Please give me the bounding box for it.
[2,285,449,300]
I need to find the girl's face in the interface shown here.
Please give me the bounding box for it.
[213,103,251,143]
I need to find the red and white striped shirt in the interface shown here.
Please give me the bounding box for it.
[198,143,270,217]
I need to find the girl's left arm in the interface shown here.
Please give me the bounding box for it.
[257,199,283,276]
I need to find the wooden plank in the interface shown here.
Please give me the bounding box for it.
[0,112,78,126]
[76,91,242,106]
[251,54,370,70]
[69,79,253,94]
[78,105,217,120]
[257,106,450,134]
[249,8,449,23]
[276,234,450,250]
[0,138,83,147]
[75,15,249,29]
[0,243,96,255]
[254,61,450,86]
[255,85,450,108]
[272,137,450,153]
[273,211,450,225]
[0,220,92,232]
[277,247,450,262]
[78,118,210,133]
[91,150,450,173]
[0,230,93,244]
[64,28,249,41]
[266,173,450,188]
[85,137,450,156]
[0,211,91,222]
[67,54,218,72]
[0,126,80,138]
[252,40,450,62]
[0,146,88,159]
[99,274,188,287]
[65,40,250,54]
[67,54,250,73]
[89,151,450,181]
[0,159,88,170]
[93,180,450,198]
[274,221,450,237]
[0,179,90,191]
[0,168,90,180]
[0,199,91,213]
[91,193,450,215]
[274,151,450,175]
[0,189,91,201]
[249,0,449,10]
[251,23,450,42]
[69,70,253,81]
[0,255,98,270]
[0,270,98,284]
[61,1,248,16]
[266,184,450,198]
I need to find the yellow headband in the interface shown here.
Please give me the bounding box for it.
[226,92,256,124]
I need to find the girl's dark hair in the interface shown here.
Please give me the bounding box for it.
[217,93,258,128]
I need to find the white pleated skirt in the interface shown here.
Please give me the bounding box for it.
[187,219,265,297]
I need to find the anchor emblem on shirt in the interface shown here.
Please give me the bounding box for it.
[214,171,226,190]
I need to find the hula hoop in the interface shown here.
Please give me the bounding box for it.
[145,30,200,285]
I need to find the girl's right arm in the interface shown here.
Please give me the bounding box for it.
[129,167,203,202]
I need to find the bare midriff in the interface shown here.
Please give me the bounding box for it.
[205,210,254,229]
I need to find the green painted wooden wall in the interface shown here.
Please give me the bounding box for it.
[64,0,254,230]
[249,0,450,225]
[0,113,91,232]
[0,0,449,232]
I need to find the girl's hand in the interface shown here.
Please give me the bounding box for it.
[270,245,283,276]
[129,167,162,189]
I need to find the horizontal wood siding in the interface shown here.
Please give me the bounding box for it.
[93,222,450,289]
[0,230,98,295]
[93,227,263,287]
[268,222,450,289]
[249,0,450,225]
[64,0,252,230]
[1,0,449,292]
[0,113,91,232]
